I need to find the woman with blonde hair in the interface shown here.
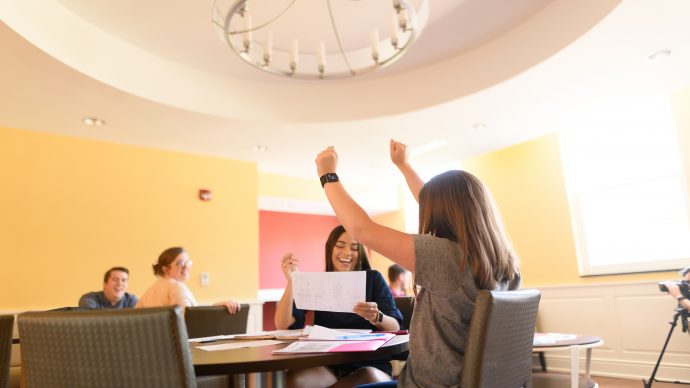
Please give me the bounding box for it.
[137,247,241,314]
[315,140,520,387]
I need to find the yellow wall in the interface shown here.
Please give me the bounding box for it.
[0,127,258,311]
[672,86,690,222]
[462,133,680,286]
[370,208,405,273]
[259,173,324,201]
[6,83,688,311]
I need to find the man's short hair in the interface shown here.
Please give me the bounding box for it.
[104,267,129,283]
[388,264,406,283]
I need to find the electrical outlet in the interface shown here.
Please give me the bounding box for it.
[200,272,209,287]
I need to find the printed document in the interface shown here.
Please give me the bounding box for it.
[292,271,366,313]
[198,340,283,351]
[307,325,375,340]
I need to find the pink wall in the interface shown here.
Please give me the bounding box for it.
[260,211,339,331]
[259,211,340,289]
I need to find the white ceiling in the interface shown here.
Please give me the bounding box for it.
[1,0,689,203]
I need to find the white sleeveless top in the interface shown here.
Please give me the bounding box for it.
[136,277,197,308]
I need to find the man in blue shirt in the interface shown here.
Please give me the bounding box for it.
[79,267,138,309]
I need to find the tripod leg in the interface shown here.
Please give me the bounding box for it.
[643,312,680,388]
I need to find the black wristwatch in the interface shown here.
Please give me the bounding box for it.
[320,172,339,188]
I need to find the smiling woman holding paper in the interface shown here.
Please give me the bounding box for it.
[275,225,403,388]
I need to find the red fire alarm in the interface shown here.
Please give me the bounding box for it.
[198,189,212,201]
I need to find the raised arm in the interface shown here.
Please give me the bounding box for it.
[390,139,424,203]
[316,147,416,272]
[274,253,299,329]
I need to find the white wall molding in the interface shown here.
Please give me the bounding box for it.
[241,301,264,334]
[258,288,285,303]
[533,281,690,382]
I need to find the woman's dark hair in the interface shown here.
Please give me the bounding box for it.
[324,225,369,272]
[418,170,519,290]
[153,247,185,277]
[388,264,406,283]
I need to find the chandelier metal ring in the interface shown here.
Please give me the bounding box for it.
[212,0,429,80]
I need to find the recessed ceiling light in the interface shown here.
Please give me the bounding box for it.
[82,117,106,126]
[647,49,671,61]
[473,123,487,131]
[252,145,268,153]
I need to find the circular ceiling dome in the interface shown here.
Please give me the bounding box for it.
[2,0,621,122]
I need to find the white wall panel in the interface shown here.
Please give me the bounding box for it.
[534,281,690,381]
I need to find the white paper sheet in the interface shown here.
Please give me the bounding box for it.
[233,329,305,340]
[197,339,283,351]
[188,334,235,343]
[291,271,366,313]
[307,325,371,340]
[533,333,577,345]
[273,341,342,353]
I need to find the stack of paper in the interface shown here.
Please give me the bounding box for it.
[273,325,395,354]
[198,340,284,351]
[533,332,577,345]
[189,328,306,343]
[234,329,306,340]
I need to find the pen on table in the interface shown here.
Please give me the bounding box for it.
[335,333,387,340]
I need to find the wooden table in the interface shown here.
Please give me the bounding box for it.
[191,335,409,386]
[533,334,604,388]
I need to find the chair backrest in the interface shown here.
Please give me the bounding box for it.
[18,306,196,388]
[461,289,541,388]
[394,297,415,330]
[184,304,250,339]
[0,315,14,388]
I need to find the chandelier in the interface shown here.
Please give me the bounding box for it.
[211,0,429,80]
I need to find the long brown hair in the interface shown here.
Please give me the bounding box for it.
[324,225,370,272]
[418,170,518,289]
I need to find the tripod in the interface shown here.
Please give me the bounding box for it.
[643,306,690,387]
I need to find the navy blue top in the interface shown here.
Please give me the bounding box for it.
[288,270,403,377]
[78,291,138,309]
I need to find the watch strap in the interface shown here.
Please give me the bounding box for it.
[320,172,339,188]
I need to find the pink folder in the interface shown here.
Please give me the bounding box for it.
[328,338,391,352]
